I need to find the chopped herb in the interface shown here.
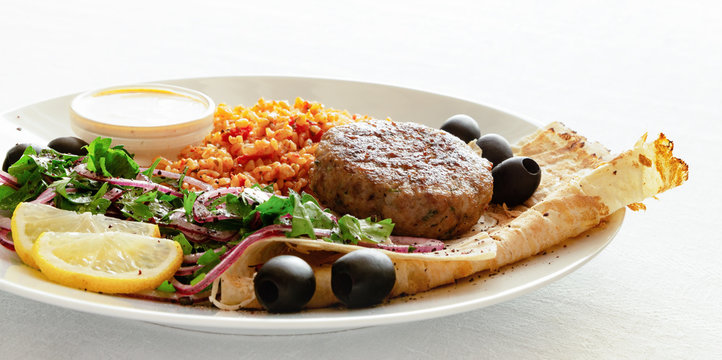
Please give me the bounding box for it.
[287,190,336,239]
[255,195,293,225]
[182,190,199,221]
[330,215,394,245]
[156,280,176,293]
[84,137,139,178]
[141,158,162,177]
[197,246,227,266]
[172,233,193,255]
[189,273,205,286]
[177,166,189,187]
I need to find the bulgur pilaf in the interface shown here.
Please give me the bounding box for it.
[158,98,373,194]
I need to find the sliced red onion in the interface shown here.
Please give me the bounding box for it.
[30,188,57,205]
[167,211,239,242]
[178,230,210,243]
[355,236,445,253]
[183,248,226,264]
[358,242,442,253]
[0,229,14,251]
[139,167,214,191]
[192,187,249,223]
[307,229,443,253]
[0,170,18,189]
[312,228,333,238]
[0,216,10,230]
[124,290,210,305]
[73,164,99,179]
[104,178,182,197]
[171,224,291,295]
[390,236,445,247]
[176,264,204,276]
[74,164,182,197]
[102,188,125,202]
[196,187,245,205]
[192,201,214,223]
[241,187,277,204]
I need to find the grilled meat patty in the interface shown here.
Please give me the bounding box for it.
[309,120,493,239]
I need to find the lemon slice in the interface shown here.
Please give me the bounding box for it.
[32,232,182,294]
[11,202,160,269]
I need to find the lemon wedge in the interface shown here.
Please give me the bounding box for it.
[11,202,159,269]
[31,232,182,294]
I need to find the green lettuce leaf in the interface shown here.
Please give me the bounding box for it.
[331,215,394,245]
[84,137,139,178]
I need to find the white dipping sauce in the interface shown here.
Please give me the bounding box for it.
[70,84,215,165]
[73,89,209,127]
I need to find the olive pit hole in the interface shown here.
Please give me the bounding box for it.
[522,158,540,175]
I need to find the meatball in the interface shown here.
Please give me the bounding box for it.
[309,120,493,239]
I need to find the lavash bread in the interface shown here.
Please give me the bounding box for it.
[212,122,688,310]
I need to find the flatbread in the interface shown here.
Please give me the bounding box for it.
[211,122,688,310]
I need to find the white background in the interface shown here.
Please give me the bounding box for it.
[0,0,719,358]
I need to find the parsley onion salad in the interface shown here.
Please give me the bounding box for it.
[0,137,444,310]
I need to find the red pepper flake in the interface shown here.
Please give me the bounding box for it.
[221,126,251,142]
[311,129,325,142]
[138,269,142,275]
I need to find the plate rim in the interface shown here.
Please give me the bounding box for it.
[0,74,544,130]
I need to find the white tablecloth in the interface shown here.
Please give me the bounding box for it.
[1,1,719,358]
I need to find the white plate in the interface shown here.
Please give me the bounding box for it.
[0,76,624,335]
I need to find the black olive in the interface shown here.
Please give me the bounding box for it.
[491,156,542,207]
[331,249,396,308]
[3,143,44,172]
[440,114,481,143]
[253,255,316,313]
[476,133,513,168]
[47,136,88,156]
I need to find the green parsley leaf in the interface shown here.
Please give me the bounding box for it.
[141,158,162,177]
[120,202,154,222]
[190,273,205,286]
[331,215,394,245]
[182,190,198,221]
[134,190,158,203]
[156,280,176,293]
[177,166,189,188]
[255,195,293,225]
[84,137,139,178]
[78,182,112,214]
[172,233,193,255]
[197,246,226,266]
[287,191,335,239]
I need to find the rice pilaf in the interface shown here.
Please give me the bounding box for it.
[159,98,373,194]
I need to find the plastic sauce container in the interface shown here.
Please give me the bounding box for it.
[70,84,215,165]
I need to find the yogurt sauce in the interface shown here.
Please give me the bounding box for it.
[73,88,209,127]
